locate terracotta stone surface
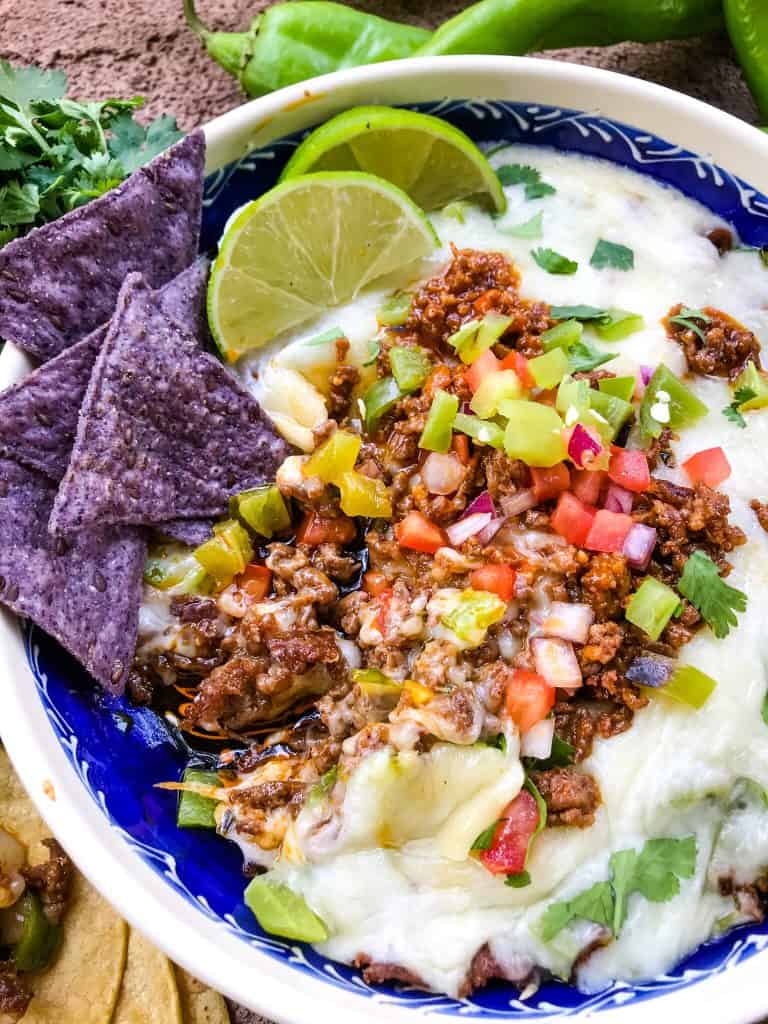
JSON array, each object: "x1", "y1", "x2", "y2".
[{"x1": 0, "y1": 4, "x2": 758, "y2": 1023}]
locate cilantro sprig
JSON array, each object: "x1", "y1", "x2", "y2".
[
  {"x1": 590, "y1": 239, "x2": 634, "y2": 271},
  {"x1": 0, "y1": 60, "x2": 182, "y2": 247},
  {"x1": 722, "y1": 386, "x2": 757, "y2": 429},
  {"x1": 496, "y1": 163, "x2": 556, "y2": 200},
  {"x1": 669, "y1": 306, "x2": 711, "y2": 344},
  {"x1": 540, "y1": 836, "x2": 697, "y2": 942},
  {"x1": 531, "y1": 247, "x2": 578, "y2": 275},
  {"x1": 677, "y1": 551, "x2": 747, "y2": 639}
]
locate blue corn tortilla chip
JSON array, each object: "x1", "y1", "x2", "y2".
[
  {"x1": 0, "y1": 457, "x2": 146, "y2": 693},
  {"x1": 0, "y1": 259, "x2": 211, "y2": 482},
  {"x1": 0, "y1": 131, "x2": 205, "y2": 362},
  {"x1": 154, "y1": 518, "x2": 214, "y2": 546},
  {"x1": 50, "y1": 273, "x2": 291, "y2": 534}
]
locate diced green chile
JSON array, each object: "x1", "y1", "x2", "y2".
[
  {"x1": 640, "y1": 364, "x2": 708, "y2": 439},
  {"x1": 245, "y1": 877, "x2": 330, "y2": 942},
  {"x1": 177, "y1": 768, "x2": 220, "y2": 829},
  {"x1": 419, "y1": 389, "x2": 459, "y2": 452},
  {"x1": 13, "y1": 892, "x2": 61, "y2": 972},
  {"x1": 363, "y1": 375, "x2": 402, "y2": 431},
  {"x1": 232, "y1": 484, "x2": 291, "y2": 538},
  {"x1": 389, "y1": 346, "x2": 430, "y2": 392},
  {"x1": 377, "y1": 291, "x2": 412, "y2": 326}
]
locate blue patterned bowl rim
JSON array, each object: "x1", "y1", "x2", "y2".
[{"x1": 2, "y1": 57, "x2": 768, "y2": 1024}]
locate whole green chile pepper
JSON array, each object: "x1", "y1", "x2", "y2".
[
  {"x1": 184, "y1": 0, "x2": 431, "y2": 98},
  {"x1": 417, "y1": 0, "x2": 724, "y2": 56},
  {"x1": 724, "y1": 0, "x2": 768, "y2": 120}
]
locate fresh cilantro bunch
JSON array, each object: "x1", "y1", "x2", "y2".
[{"x1": 0, "y1": 60, "x2": 183, "y2": 248}]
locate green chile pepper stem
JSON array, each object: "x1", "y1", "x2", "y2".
[
  {"x1": 183, "y1": 0, "x2": 261, "y2": 79},
  {"x1": 725, "y1": 0, "x2": 768, "y2": 120},
  {"x1": 417, "y1": 0, "x2": 724, "y2": 55}
]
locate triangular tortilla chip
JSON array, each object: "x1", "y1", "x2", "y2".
[
  {"x1": 50, "y1": 273, "x2": 290, "y2": 534},
  {"x1": 0, "y1": 131, "x2": 204, "y2": 362},
  {"x1": 0, "y1": 457, "x2": 146, "y2": 692},
  {"x1": 0, "y1": 259, "x2": 210, "y2": 483}
]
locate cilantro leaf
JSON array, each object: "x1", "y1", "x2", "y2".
[
  {"x1": 550, "y1": 304, "x2": 608, "y2": 322},
  {"x1": 669, "y1": 306, "x2": 711, "y2": 344},
  {"x1": 531, "y1": 247, "x2": 578, "y2": 275},
  {"x1": 678, "y1": 550, "x2": 747, "y2": 638},
  {"x1": 525, "y1": 181, "x2": 556, "y2": 200},
  {"x1": 505, "y1": 871, "x2": 531, "y2": 888},
  {"x1": 631, "y1": 836, "x2": 697, "y2": 902},
  {"x1": 539, "y1": 880, "x2": 614, "y2": 942},
  {"x1": 471, "y1": 822, "x2": 498, "y2": 851},
  {"x1": 0, "y1": 180, "x2": 39, "y2": 225},
  {"x1": 496, "y1": 163, "x2": 556, "y2": 200},
  {"x1": 108, "y1": 111, "x2": 183, "y2": 175},
  {"x1": 762, "y1": 691, "x2": 768, "y2": 727},
  {"x1": 590, "y1": 239, "x2": 634, "y2": 271},
  {"x1": 501, "y1": 210, "x2": 543, "y2": 240},
  {"x1": 0, "y1": 60, "x2": 67, "y2": 113},
  {"x1": 722, "y1": 385, "x2": 756, "y2": 428},
  {"x1": 568, "y1": 337, "x2": 615, "y2": 374},
  {"x1": 524, "y1": 734, "x2": 575, "y2": 770},
  {"x1": 608, "y1": 848, "x2": 638, "y2": 934}
]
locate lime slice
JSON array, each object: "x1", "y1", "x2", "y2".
[
  {"x1": 208, "y1": 171, "x2": 439, "y2": 358},
  {"x1": 280, "y1": 106, "x2": 506, "y2": 214}
]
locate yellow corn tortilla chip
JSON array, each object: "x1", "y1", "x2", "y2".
[
  {"x1": 0, "y1": 747, "x2": 128, "y2": 1024},
  {"x1": 173, "y1": 966, "x2": 229, "y2": 1024},
  {"x1": 112, "y1": 929, "x2": 182, "y2": 1024}
]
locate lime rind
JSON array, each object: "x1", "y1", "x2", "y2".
[
  {"x1": 280, "y1": 105, "x2": 506, "y2": 214},
  {"x1": 208, "y1": 171, "x2": 439, "y2": 360}
]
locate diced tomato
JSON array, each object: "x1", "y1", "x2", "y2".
[
  {"x1": 373, "y1": 587, "x2": 394, "y2": 632},
  {"x1": 466, "y1": 349, "x2": 500, "y2": 393},
  {"x1": 239, "y1": 564, "x2": 272, "y2": 600},
  {"x1": 531, "y1": 463, "x2": 571, "y2": 503},
  {"x1": 571, "y1": 468, "x2": 605, "y2": 506},
  {"x1": 479, "y1": 790, "x2": 541, "y2": 876},
  {"x1": 296, "y1": 512, "x2": 357, "y2": 546},
  {"x1": 452, "y1": 432, "x2": 470, "y2": 465},
  {"x1": 470, "y1": 563, "x2": 517, "y2": 602},
  {"x1": 504, "y1": 669, "x2": 555, "y2": 732},
  {"x1": 395, "y1": 511, "x2": 448, "y2": 554},
  {"x1": 363, "y1": 571, "x2": 390, "y2": 597},
  {"x1": 585, "y1": 508, "x2": 633, "y2": 553},
  {"x1": 499, "y1": 350, "x2": 535, "y2": 389},
  {"x1": 551, "y1": 492, "x2": 596, "y2": 547},
  {"x1": 474, "y1": 289, "x2": 502, "y2": 315},
  {"x1": 682, "y1": 446, "x2": 731, "y2": 488},
  {"x1": 607, "y1": 447, "x2": 650, "y2": 494}
]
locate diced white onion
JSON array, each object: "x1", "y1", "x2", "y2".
[
  {"x1": 531, "y1": 637, "x2": 582, "y2": 688},
  {"x1": 520, "y1": 718, "x2": 555, "y2": 759},
  {"x1": 500, "y1": 489, "x2": 536, "y2": 517},
  {"x1": 422, "y1": 452, "x2": 464, "y2": 495},
  {"x1": 445, "y1": 512, "x2": 492, "y2": 546},
  {"x1": 538, "y1": 602, "x2": 595, "y2": 644}
]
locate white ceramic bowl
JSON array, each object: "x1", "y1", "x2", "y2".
[{"x1": 2, "y1": 56, "x2": 768, "y2": 1024}]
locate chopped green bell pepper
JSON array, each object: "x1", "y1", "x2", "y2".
[
  {"x1": 143, "y1": 546, "x2": 212, "y2": 594},
  {"x1": 389, "y1": 346, "x2": 430, "y2": 393},
  {"x1": 448, "y1": 312, "x2": 513, "y2": 365},
  {"x1": 454, "y1": 412, "x2": 505, "y2": 449},
  {"x1": 352, "y1": 667, "x2": 403, "y2": 700},
  {"x1": 639, "y1": 364, "x2": 708, "y2": 439},
  {"x1": 732, "y1": 361, "x2": 768, "y2": 410},
  {"x1": 625, "y1": 577, "x2": 680, "y2": 640},
  {"x1": 470, "y1": 369, "x2": 523, "y2": 418},
  {"x1": 501, "y1": 400, "x2": 567, "y2": 467},
  {"x1": 528, "y1": 347, "x2": 570, "y2": 389},
  {"x1": 588, "y1": 389, "x2": 634, "y2": 440},
  {"x1": 377, "y1": 290, "x2": 411, "y2": 326},
  {"x1": 338, "y1": 470, "x2": 392, "y2": 518},
  {"x1": 541, "y1": 319, "x2": 583, "y2": 352},
  {"x1": 598, "y1": 375, "x2": 636, "y2": 403},
  {"x1": 194, "y1": 519, "x2": 254, "y2": 584},
  {"x1": 177, "y1": 768, "x2": 220, "y2": 829},
  {"x1": 419, "y1": 389, "x2": 459, "y2": 452},
  {"x1": 232, "y1": 484, "x2": 291, "y2": 538},
  {"x1": 648, "y1": 665, "x2": 717, "y2": 709},
  {"x1": 13, "y1": 892, "x2": 61, "y2": 972},
  {"x1": 442, "y1": 588, "x2": 507, "y2": 646},
  {"x1": 303, "y1": 430, "x2": 361, "y2": 483},
  {"x1": 593, "y1": 308, "x2": 644, "y2": 341},
  {"x1": 556, "y1": 375, "x2": 591, "y2": 418},
  {"x1": 244, "y1": 877, "x2": 329, "y2": 943},
  {"x1": 363, "y1": 375, "x2": 402, "y2": 432}
]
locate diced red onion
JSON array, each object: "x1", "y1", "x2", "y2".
[
  {"x1": 604, "y1": 483, "x2": 634, "y2": 514},
  {"x1": 422, "y1": 452, "x2": 464, "y2": 495},
  {"x1": 530, "y1": 637, "x2": 582, "y2": 688},
  {"x1": 538, "y1": 601, "x2": 595, "y2": 644},
  {"x1": 461, "y1": 401, "x2": 474, "y2": 415},
  {"x1": 500, "y1": 488, "x2": 537, "y2": 517},
  {"x1": 446, "y1": 512, "x2": 492, "y2": 546},
  {"x1": 463, "y1": 490, "x2": 496, "y2": 518},
  {"x1": 622, "y1": 523, "x2": 657, "y2": 570},
  {"x1": 477, "y1": 516, "x2": 505, "y2": 545},
  {"x1": 567, "y1": 423, "x2": 603, "y2": 469},
  {"x1": 626, "y1": 653, "x2": 674, "y2": 688},
  {"x1": 640, "y1": 365, "x2": 654, "y2": 386},
  {"x1": 520, "y1": 718, "x2": 555, "y2": 759}
]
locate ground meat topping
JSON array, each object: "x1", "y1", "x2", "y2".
[
  {"x1": 0, "y1": 963, "x2": 30, "y2": 1022},
  {"x1": 530, "y1": 767, "x2": 602, "y2": 828},
  {"x1": 750, "y1": 499, "x2": 768, "y2": 534},
  {"x1": 21, "y1": 838, "x2": 73, "y2": 924},
  {"x1": 353, "y1": 955, "x2": 425, "y2": 989},
  {"x1": 554, "y1": 701, "x2": 634, "y2": 762},
  {"x1": 665, "y1": 302, "x2": 761, "y2": 380},
  {"x1": 327, "y1": 363, "x2": 360, "y2": 421},
  {"x1": 579, "y1": 553, "x2": 632, "y2": 621},
  {"x1": 459, "y1": 943, "x2": 534, "y2": 997}
]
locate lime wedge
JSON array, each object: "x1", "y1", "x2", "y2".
[
  {"x1": 208, "y1": 171, "x2": 439, "y2": 358},
  {"x1": 280, "y1": 106, "x2": 506, "y2": 214}
]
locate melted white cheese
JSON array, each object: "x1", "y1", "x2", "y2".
[{"x1": 238, "y1": 146, "x2": 768, "y2": 996}]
